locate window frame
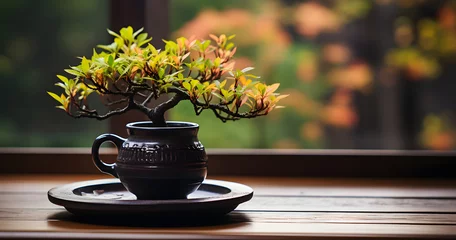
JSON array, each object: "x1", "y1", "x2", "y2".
[
  {"x1": 1, "y1": 148, "x2": 455, "y2": 177},
  {"x1": 4, "y1": 1, "x2": 455, "y2": 178}
]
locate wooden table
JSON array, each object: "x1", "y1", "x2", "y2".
[{"x1": 1, "y1": 175, "x2": 456, "y2": 239}]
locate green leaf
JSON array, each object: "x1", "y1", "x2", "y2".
[
  {"x1": 190, "y1": 79, "x2": 199, "y2": 89},
  {"x1": 133, "y1": 27, "x2": 144, "y2": 38},
  {"x1": 64, "y1": 69, "x2": 83, "y2": 77},
  {"x1": 158, "y1": 68, "x2": 165, "y2": 79},
  {"x1": 136, "y1": 33, "x2": 148, "y2": 43},
  {"x1": 169, "y1": 69, "x2": 184, "y2": 77},
  {"x1": 226, "y1": 42, "x2": 234, "y2": 50},
  {"x1": 196, "y1": 83, "x2": 204, "y2": 92},
  {"x1": 182, "y1": 82, "x2": 191, "y2": 91},
  {"x1": 219, "y1": 79, "x2": 227, "y2": 88},
  {"x1": 56, "y1": 75, "x2": 68, "y2": 84},
  {"x1": 161, "y1": 83, "x2": 172, "y2": 92},
  {"x1": 164, "y1": 40, "x2": 178, "y2": 52},
  {"x1": 214, "y1": 57, "x2": 221, "y2": 67},
  {"x1": 107, "y1": 55, "x2": 114, "y2": 67},
  {"x1": 148, "y1": 43, "x2": 158, "y2": 55},
  {"x1": 120, "y1": 63, "x2": 132, "y2": 76},
  {"x1": 257, "y1": 83, "x2": 266, "y2": 95},
  {"x1": 137, "y1": 38, "x2": 152, "y2": 48},
  {"x1": 68, "y1": 79, "x2": 75, "y2": 90},
  {"x1": 114, "y1": 38, "x2": 124, "y2": 50},
  {"x1": 81, "y1": 57, "x2": 90, "y2": 73},
  {"x1": 107, "y1": 29, "x2": 122, "y2": 38},
  {"x1": 202, "y1": 40, "x2": 211, "y2": 50},
  {"x1": 212, "y1": 92, "x2": 224, "y2": 100},
  {"x1": 55, "y1": 82, "x2": 67, "y2": 90},
  {"x1": 221, "y1": 89, "x2": 228, "y2": 97},
  {"x1": 97, "y1": 43, "x2": 115, "y2": 52},
  {"x1": 245, "y1": 74, "x2": 261, "y2": 79},
  {"x1": 47, "y1": 92, "x2": 64, "y2": 105},
  {"x1": 92, "y1": 48, "x2": 99, "y2": 58},
  {"x1": 120, "y1": 26, "x2": 134, "y2": 41}
]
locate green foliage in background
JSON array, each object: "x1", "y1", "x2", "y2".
[{"x1": 0, "y1": 0, "x2": 109, "y2": 147}]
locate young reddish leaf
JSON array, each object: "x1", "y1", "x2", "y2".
[
  {"x1": 265, "y1": 83, "x2": 280, "y2": 96},
  {"x1": 222, "y1": 61, "x2": 235, "y2": 72},
  {"x1": 239, "y1": 95, "x2": 249, "y2": 107},
  {"x1": 274, "y1": 94, "x2": 289, "y2": 101},
  {"x1": 209, "y1": 34, "x2": 219, "y2": 42}
]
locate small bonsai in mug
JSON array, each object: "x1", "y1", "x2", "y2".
[
  {"x1": 47, "y1": 26, "x2": 287, "y2": 199},
  {"x1": 48, "y1": 26, "x2": 287, "y2": 127}
]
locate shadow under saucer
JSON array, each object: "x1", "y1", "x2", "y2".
[{"x1": 47, "y1": 210, "x2": 251, "y2": 228}]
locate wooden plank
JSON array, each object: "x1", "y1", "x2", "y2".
[
  {"x1": 1, "y1": 175, "x2": 456, "y2": 198},
  {"x1": 0, "y1": 220, "x2": 455, "y2": 239},
  {"x1": 1, "y1": 175, "x2": 456, "y2": 239},
  {"x1": 238, "y1": 196, "x2": 456, "y2": 213},
  {"x1": 231, "y1": 212, "x2": 456, "y2": 225},
  {"x1": 1, "y1": 193, "x2": 456, "y2": 213},
  {"x1": 1, "y1": 209, "x2": 456, "y2": 225}
]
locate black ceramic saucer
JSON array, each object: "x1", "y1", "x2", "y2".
[{"x1": 48, "y1": 179, "x2": 253, "y2": 217}]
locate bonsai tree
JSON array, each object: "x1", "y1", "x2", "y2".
[{"x1": 48, "y1": 26, "x2": 287, "y2": 127}]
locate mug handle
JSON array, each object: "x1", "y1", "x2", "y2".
[{"x1": 91, "y1": 133, "x2": 125, "y2": 178}]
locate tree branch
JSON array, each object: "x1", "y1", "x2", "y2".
[
  {"x1": 192, "y1": 99, "x2": 268, "y2": 121},
  {"x1": 142, "y1": 92, "x2": 155, "y2": 105},
  {"x1": 68, "y1": 104, "x2": 132, "y2": 120},
  {"x1": 102, "y1": 96, "x2": 129, "y2": 107},
  {"x1": 147, "y1": 90, "x2": 190, "y2": 126}
]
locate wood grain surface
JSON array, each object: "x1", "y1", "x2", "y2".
[{"x1": 0, "y1": 175, "x2": 456, "y2": 239}]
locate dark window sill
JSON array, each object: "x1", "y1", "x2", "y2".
[{"x1": 1, "y1": 148, "x2": 455, "y2": 178}]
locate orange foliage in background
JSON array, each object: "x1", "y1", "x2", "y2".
[
  {"x1": 294, "y1": 2, "x2": 341, "y2": 38},
  {"x1": 172, "y1": 0, "x2": 455, "y2": 150}
]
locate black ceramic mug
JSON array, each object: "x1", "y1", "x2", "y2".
[{"x1": 91, "y1": 121, "x2": 208, "y2": 200}]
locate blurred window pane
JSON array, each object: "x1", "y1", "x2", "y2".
[
  {"x1": 0, "y1": 0, "x2": 109, "y2": 147},
  {"x1": 2, "y1": 0, "x2": 455, "y2": 151},
  {"x1": 169, "y1": 0, "x2": 456, "y2": 150}
]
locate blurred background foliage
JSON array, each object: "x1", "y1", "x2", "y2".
[
  {"x1": 0, "y1": 0, "x2": 454, "y2": 150},
  {"x1": 0, "y1": 0, "x2": 109, "y2": 147},
  {"x1": 170, "y1": 0, "x2": 456, "y2": 150}
]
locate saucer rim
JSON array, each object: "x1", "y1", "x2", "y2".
[{"x1": 47, "y1": 178, "x2": 253, "y2": 215}]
